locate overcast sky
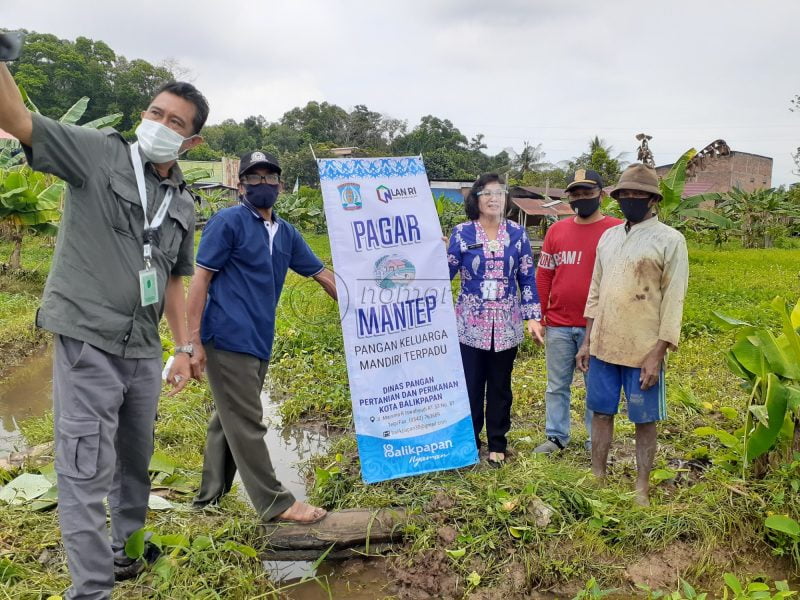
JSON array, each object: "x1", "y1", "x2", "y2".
[{"x1": 6, "y1": 0, "x2": 799, "y2": 185}]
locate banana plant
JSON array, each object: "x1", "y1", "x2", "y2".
[
  {"x1": 658, "y1": 148, "x2": 733, "y2": 230},
  {"x1": 0, "y1": 85, "x2": 123, "y2": 168},
  {"x1": 0, "y1": 167, "x2": 63, "y2": 268},
  {"x1": 712, "y1": 297, "x2": 800, "y2": 474},
  {"x1": 0, "y1": 86, "x2": 124, "y2": 267}
]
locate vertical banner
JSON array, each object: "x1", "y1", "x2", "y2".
[{"x1": 318, "y1": 157, "x2": 478, "y2": 483}]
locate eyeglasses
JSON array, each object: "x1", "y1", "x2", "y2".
[
  {"x1": 242, "y1": 173, "x2": 280, "y2": 185},
  {"x1": 478, "y1": 189, "x2": 506, "y2": 198}
]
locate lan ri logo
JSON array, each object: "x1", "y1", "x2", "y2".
[
  {"x1": 338, "y1": 182, "x2": 362, "y2": 211},
  {"x1": 376, "y1": 185, "x2": 392, "y2": 203}
]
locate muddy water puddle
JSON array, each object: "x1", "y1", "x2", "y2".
[
  {"x1": 0, "y1": 353, "x2": 391, "y2": 597},
  {"x1": 0, "y1": 349, "x2": 52, "y2": 455},
  {"x1": 249, "y1": 389, "x2": 332, "y2": 583},
  {"x1": 279, "y1": 559, "x2": 390, "y2": 599}
]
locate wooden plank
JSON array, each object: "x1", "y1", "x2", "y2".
[
  {"x1": 260, "y1": 508, "x2": 407, "y2": 551},
  {"x1": 261, "y1": 543, "x2": 395, "y2": 561}
]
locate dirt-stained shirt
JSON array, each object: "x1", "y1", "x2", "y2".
[
  {"x1": 22, "y1": 113, "x2": 196, "y2": 359},
  {"x1": 584, "y1": 217, "x2": 688, "y2": 368}
]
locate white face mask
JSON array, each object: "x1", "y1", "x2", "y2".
[{"x1": 135, "y1": 119, "x2": 189, "y2": 163}]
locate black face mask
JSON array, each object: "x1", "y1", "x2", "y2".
[
  {"x1": 569, "y1": 196, "x2": 601, "y2": 218},
  {"x1": 618, "y1": 197, "x2": 653, "y2": 223},
  {"x1": 245, "y1": 183, "x2": 279, "y2": 209}
]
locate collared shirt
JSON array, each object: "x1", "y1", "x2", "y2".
[
  {"x1": 447, "y1": 220, "x2": 541, "y2": 352},
  {"x1": 584, "y1": 217, "x2": 689, "y2": 368},
  {"x1": 196, "y1": 203, "x2": 324, "y2": 361},
  {"x1": 22, "y1": 113, "x2": 195, "y2": 359}
]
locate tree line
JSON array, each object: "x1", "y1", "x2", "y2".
[{"x1": 8, "y1": 31, "x2": 626, "y2": 188}]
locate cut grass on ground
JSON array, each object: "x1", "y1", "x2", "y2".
[{"x1": 1, "y1": 236, "x2": 799, "y2": 597}]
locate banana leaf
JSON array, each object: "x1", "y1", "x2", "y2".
[
  {"x1": 182, "y1": 167, "x2": 212, "y2": 185},
  {"x1": 712, "y1": 311, "x2": 752, "y2": 330},
  {"x1": 14, "y1": 209, "x2": 61, "y2": 226},
  {"x1": 791, "y1": 298, "x2": 800, "y2": 330},
  {"x1": 17, "y1": 85, "x2": 40, "y2": 113},
  {"x1": 659, "y1": 148, "x2": 697, "y2": 216},
  {"x1": 772, "y1": 297, "x2": 800, "y2": 361},
  {"x1": 725, "y1": 351, "x2": 752, "y2": 381},
  {"x1": 81, "y1": 112, "x2": 123, "y2": 130},
  {"x1": 37, "y1": 181, "x2": 65, "y2": 209},
  {"x1": 746, "y1": 374, "x2": 788, "y2": 462},
  {"x1": 753, "y1": 329, "x2": 800, "y2": 380},
  {"x1": 59, "y1": 97, "x2": 90, "y2": 126},
  {"x1": 730, "y1": 328, "x2": 764, "y2": 377},
  {"x1": 3, "y1": 170, "x2": 27, "y2": 193},
  {"x1": 786, "y1": 385, "x2": 800, "y2": 414},
  {"x1": 0, "y1": 186, "x2": 29, "y2": 204},
  {"x1": 680, "y1": 208, "x2": 735, "y2": 229}
]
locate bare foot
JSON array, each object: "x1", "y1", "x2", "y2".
[
  {"x1": 634, "y1": 484, "x2": 650, "y2": 507},
  {"x1": 275, "y1": 501, "x2": 327, "y2": 524},
  {"x1": 590, "y1": 471, "x2": 607, "y2": 488}
]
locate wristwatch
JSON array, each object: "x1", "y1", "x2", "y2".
[{"x1": 175, "y1": 343, "x2": 194, "y2": 357}]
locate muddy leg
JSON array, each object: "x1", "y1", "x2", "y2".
[
  {"x1": 634, "y1": 422, "x2": 657, "y2": 506},
  {"x1": 591, "y1": 412, "x2": 614, "y2": 482}
]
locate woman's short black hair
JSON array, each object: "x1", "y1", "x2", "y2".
[{"x1": 465, "y1": 173, "x2": 505, "y2": 221}]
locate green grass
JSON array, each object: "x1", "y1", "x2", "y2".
[
  {"x1": 0, "y1": 235, "x2": 52, "y2": 377},
  {"x1": 2, "y1": 230, "x2": 800, "y2": 597},
  {"x1": 272, "y1": 243, "x2": 800, "y2": 596},
  {"x1": 2, "y1": 382, "x2": 303, "y2": 599}
]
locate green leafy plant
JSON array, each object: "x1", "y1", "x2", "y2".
[
  {"x1": 0, "y1": 167, "x2": 63, "y2": 269},
  {"x1": 0, "y1": 86, "x2": 123, "y2": 268},
  {"x1": 434, "y1": 193, "x2": 463, "y2": 236},
  {"x1": 278, "y1": 188, "x2": 325, "y2": 233},
  {"x1": 712, "y1": 297, "x2": 800, "y2": 474},
  {"x1": 658, "y1": 149, "x2": 733, "y2": 231},
  {"x1": 717, "y1": 188, "x2": 800, "y2": 249},
  {"x1": 721, "y1": 573, "x2": 796, "y2": 599},
  {"x1": 764, "y1": 514, "x2": 800, "y2": 563}
]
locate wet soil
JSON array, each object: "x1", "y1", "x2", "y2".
[{"x1": 0, "y1": 348, "x2": 51, "y2": 455}]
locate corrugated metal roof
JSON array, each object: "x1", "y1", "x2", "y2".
[
  {"x1": 509, "y1": 185, "x2": 566, "y2": 199},
  {"x1": 511, "y1": 197, "x2": 574, "y2": 217}
]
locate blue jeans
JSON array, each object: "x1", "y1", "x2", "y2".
[{"x1": 544, "y1": 326, "x2": 592, "y2": 447}]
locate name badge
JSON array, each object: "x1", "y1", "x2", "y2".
[
  {"x1": 481, "y1": 279, "x2": 499, "y2": 301},
  {"x1": 139, "y1": 268, "x2": 159, "y2": 306}
]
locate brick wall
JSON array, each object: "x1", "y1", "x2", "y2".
[{"x1": 656, "y1": 151, "x2": 772, "y2": 193}]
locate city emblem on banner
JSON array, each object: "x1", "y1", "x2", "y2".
[{"x1": 338, "y1": 182, "x2": 362, "y2": 210}]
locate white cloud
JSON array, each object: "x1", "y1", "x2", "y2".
[{"x1": 4, "y1": 0, "x2": 799, "y2": 184}]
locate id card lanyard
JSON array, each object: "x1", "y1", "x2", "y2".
[{"x1": 130, "y1": 142, "x2": 174, "y2": 306}]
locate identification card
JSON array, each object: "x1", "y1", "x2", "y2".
[{"x1": 139, "y1": 268, "x2": 159, "y2": 306}]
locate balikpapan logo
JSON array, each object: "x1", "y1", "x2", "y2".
[
  {"x1": 376, "y1": 184, "x2": 417, "y2": 203},
  {"x1": 338, "y1": 182, "x2": 362, "y2": 210},
  {"x1": 374, "y1": 254, "x2": 416, "y2": 289}
]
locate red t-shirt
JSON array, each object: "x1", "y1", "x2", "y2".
[{"x1": 536, "y1": 215, "x2": 623, "y2": 327}]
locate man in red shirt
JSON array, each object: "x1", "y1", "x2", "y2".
[{"x1": 533, "y1": 169, "x2": 622, "y2": 453}]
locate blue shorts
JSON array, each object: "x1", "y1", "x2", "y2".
[{"x1": 586, "y1": 356, "x2": 666, "y2": 423}]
